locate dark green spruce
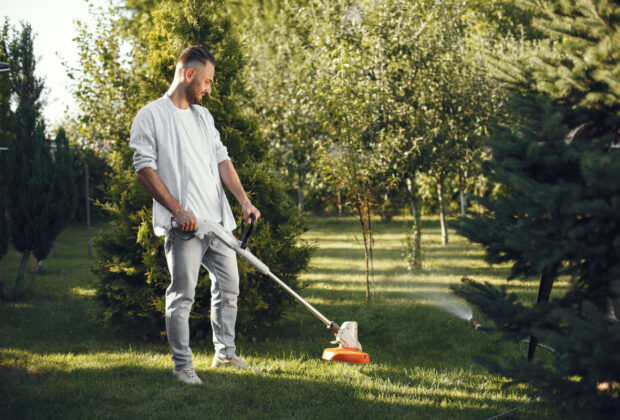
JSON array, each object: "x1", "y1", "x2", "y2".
[
  {"x1": 4, "y1": 23, "x2": 77, "y2": 301},
  {"x1": 453, "y1": 0, "x2": 620, "y2": 416}
]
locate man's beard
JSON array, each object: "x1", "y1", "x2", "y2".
[{"x1": 186, "y1": 82, "x2": 203, "y2": 105}]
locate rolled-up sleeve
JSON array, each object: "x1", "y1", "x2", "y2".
[
  {"x1": 130, "y1": 109, "x2": 158, "y2": 173},
  {"x1": 213, "y1": 125, "x2": 230, "y2": 164},
  {"x1": 203, "y1": 109, "x2": 230, "y2": 164}
]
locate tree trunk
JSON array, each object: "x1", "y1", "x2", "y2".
[
  {"x1": 459, "y1": 173, "x2": 467, "y2": 217},
  {"x1": 356, "y1": 204, "x2": 370, "y2": 302},
  {"x1": 337, "y1": 190, "x2": 343, "y2": 218},
  {"x1": 406, "y1": 176, "x2": 422, "y2": 269},
  {"x1": 437, "y1": 175, "x2": 449, "y2": 245},
  {"x1": 29, "y1": 253, "x2": 39, "y2": 272},
  {"x1": 14, "y1": 251, "x2": 30, "y2": 300},
  {"x1": 85, "y1": 159, "x2": 92, "y2": 257},
  {"x1": 477, "y1": 175, "x2": 486, "y2": 215},
  {"x1": 0, "y1": 270, "x2": 7, "y2": 301},
  {"x1": 297, "y1": 174, "x2": 304, "y2": 216},
  {"x1": 406, "y1": 177, "x2": 416, "y2": 219},
  {"x1": 365, "y1": 187, "x2": 375, "y2": 299},
  {"x1": 528, "y1": 265, "x2": 558, "y2": 361}
]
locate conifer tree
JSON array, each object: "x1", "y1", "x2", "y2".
[
  {"x1": 0, "y1": 20, "x2": 11, "y2": 151},
  {"x1": 5, "y1": 23, "x2": 77, "y2": 300},
  {"x1": 6, "y1": 22, "x2": 48, "y2": 299},
  {"x1": 0, "y1": 20, "x2": 10, "y2": 300},
  {"x1": 454, "y1": 0, "x2": 620, "y2": 415}
]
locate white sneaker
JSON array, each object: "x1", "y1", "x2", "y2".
[
  {"x1": 211, "y1": 354, "x2": 248, "y2": 370},
  {"x1": 172, "y1": 367, "x2": 203, "y2": 385}
]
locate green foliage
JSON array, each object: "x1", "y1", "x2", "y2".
[
  {"x1": 6, "y1": 122, "x2": 74, "y2": 262},
  {"x1": 69, "y1": 1, "x2": 138, "y2": 151},
  {"x1": 70, "y1": 147, "x2": 111, "y2": 221},
  {"x1": 52, "y1": 128, "x2": 79, "y2": 230},
  {"x1": 240, "y1": 2, "x2": 319, "y2": 214},
  {"x1": 90, "y1": 0, "x2": 313, "y2": 339},
  {"x1": 453, "y1": 279, "x2": 620, "y2": 416},
  {"x1": 516, "y1": 0, "x2": 620, "y2": 117},
  {"x1": 459, "y1": 99, "x2": 571, "y2": 280},
  {"x1": 455, "y1": 0, "x2": 620, "y2": 415}
]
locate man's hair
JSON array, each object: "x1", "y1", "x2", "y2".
[{"x1": 177, "y1": 45, "x2": 216, "y2": 68}]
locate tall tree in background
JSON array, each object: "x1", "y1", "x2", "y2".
[
  {"x1": 5, "y1": 23, "x2": 77, "y2": 300},
  {"x1": 240, "y1": 3, "x2": 318, "y2": 215},
  {"x1": 0, "y1": 21, "x2": 11, "y2": 300},
  {"x1": 6, "y1": 22, "x2": 48, "y2": 299},
  {"x1": 0, "y1": 20, "x2": 11, "y2": 151},
  {"x1": 52, "y1": 127, "x2": 78, "y2": 229},
  {"x1": 454, "y1": 0, "x2": 620, "y2": 415},
  {"x1": 69, "y1": 1, "x2": 138, "y2": 151}
]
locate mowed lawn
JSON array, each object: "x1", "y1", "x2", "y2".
[{"x1": 0, "y1": 216, "x2": 566, "y2": 419}]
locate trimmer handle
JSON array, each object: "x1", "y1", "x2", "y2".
[{"x1": 240, "y1": 213, "x2": 257, "y2": 250}]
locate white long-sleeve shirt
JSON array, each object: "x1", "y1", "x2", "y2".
[{"x1": 130, "y1": 94, "x2": 236, "y2": 236}]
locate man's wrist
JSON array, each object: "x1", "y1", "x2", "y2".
[{"x1": 171, "y1": 204, "x2": 185, "y2": 218}]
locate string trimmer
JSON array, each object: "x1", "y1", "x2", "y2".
[{"x1": 172, "y1": 215, "x2": 370, "y2": 364}]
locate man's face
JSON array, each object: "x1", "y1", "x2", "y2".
[{"x1": 185, "y1": 61, "x2": 215, "y2": 105}]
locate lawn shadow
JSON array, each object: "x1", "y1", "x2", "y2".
[{"x1": 0, "y1": 362, "x2": 543, "y2": 420}]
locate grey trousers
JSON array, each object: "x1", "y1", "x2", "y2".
[{"x1": 164, "y1": 230, "x2": 240, "y2": 369}]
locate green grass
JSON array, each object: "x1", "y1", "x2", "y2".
[{"x1": 0, "y1": 217, "x2": 566, "y2": 419}]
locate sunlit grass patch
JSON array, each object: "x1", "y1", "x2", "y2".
[{"x1": 70, "y1": 287, "x2": 97, "y2": 297}]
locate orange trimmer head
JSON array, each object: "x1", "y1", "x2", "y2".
[{"x1": 322, "y1": 347, "x2": 370, "y2": 364}]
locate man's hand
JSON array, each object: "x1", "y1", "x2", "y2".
[
  {"x1": 173, "y1": 208, "x2": 198, "y2": 232},
  {"x1": 241, "y1": 201, "x2": 260, "y2": 224}
]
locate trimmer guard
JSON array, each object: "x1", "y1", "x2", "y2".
[{"x1": 332, "y1": 321, "x2": 363, "y2": 351}]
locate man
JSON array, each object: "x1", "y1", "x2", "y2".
[{"x1": 130, "y1": 45, "x2": 260, "y2": 385}]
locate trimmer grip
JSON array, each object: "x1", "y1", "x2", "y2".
[
  {"x1": 240, "y1": 213, "x2": 256, "y2": 250},
  {"x1": 328, "y1": 321, "x2": 340, "y2": 335}
]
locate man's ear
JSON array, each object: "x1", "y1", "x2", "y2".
[{"x1": 184, "y1": 67, "x2": 195, "y2": 83}]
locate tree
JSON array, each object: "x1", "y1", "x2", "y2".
[
  {"x1": 0, "y1": 20, "x2": 11, "y2": 151},
  {"x1": 240, "y1": 2, "x2": 319, "y2": 215},
  {"x1": 454, "y1": 0, "x2": 620, "y2": 415},
  {"x1": 295, "y1": 0, "x2": 396, "y2": 301},
  {"x1": 52, "y1": 127, "x2": 79, "y2": 228},
  {"x1": 356, "y1": 0, "x2": 500, "y2": 265},
  {"x1": 6, "y1": 22, "x2": 49, "y2": 299},
  {"x1": 68, "y1": 1, "x2": 138, "y2": 152},
  {"x1": 88, "y1": 0, "x2": 313, "y2": 338},
  {"x1": 4, "y1": 23, "x2": 77, "y2": 300},
  {"x1": 0, "y1": 20, "x2": 11, "y2": 300}
]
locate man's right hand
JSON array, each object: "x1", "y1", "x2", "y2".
[{"x1": 173, "y1": 208, "x2": 198, "y2": 232}]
